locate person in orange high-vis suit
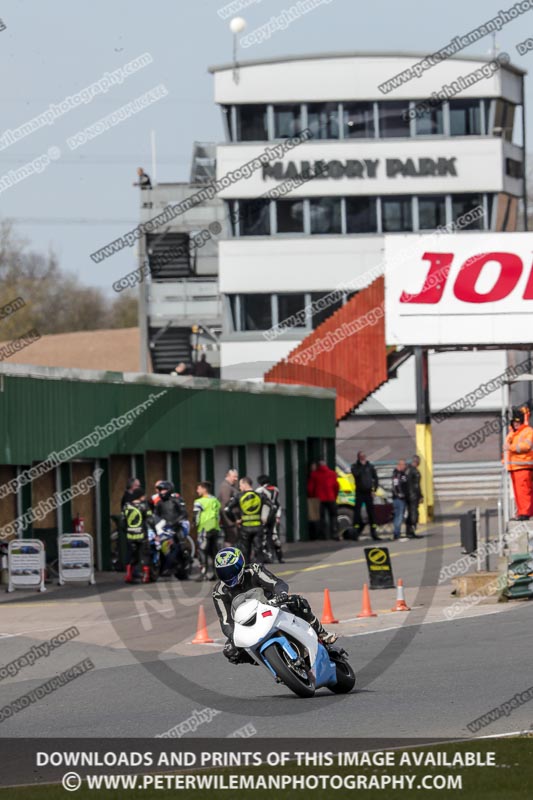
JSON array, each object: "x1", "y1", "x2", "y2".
[{"x1": 504, "y1": 407, "x2": 533, "y2": 520}]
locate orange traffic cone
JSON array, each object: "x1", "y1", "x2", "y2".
[
  {"x1": 321, "y1": 588, "x2": 339, "y2": 624},
  {"x1": 192, "y1": 605, "x2": 214, "y2": 644},
  {"x1": 357, "y1": 583, "x2": 377, "y2": 618},
  {"x1": 391, "y1": 579, "x2": 410, "y2": 612}
]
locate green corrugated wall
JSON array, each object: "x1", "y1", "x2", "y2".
[
  {"x1": 0, "y1": 375, "x2": 335, "y2": 464},
  {"x1": 0, "y1": 372, "x2": 336, "y2": 560}
]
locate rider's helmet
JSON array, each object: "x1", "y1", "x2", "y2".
[
  {"x1": 151, "y1": 479, "x2": 165, "y2": 506},
  {"x1": 157, "y1": 480, "x2": 174, "y2": 500},
  {"x1": 214, "y1": 547, "x2": 245, "y2": 588}
]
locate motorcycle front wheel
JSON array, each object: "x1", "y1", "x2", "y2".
[
  {"x1": 328, "y1": 656, "x2": 356, "y2": 694},
  {"x1": 262, "y1": 644, "x2": 315, "y2": 698}
]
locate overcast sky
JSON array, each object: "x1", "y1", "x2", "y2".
[{"x1": 0, "y1": 0, "x2": 530, "y2": 291}]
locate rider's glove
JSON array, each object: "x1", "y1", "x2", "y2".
[
  {"x1": 271, "y1": 591, "x2": 289, "y2": 606},
  {"x1": 223, "y1": 641, "x2": 240, "y2": 663}
]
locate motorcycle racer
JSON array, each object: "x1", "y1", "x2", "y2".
[
  {"x1": 122, "y1": 488, "x2": 155, "y2": 584},
  {"x1": 153, "y1": 480, "x2": 188, "y2": 527},
  {"x1": 153, "y1": 480, "x2": 191, "y2": 579},
  {"x1": 212, "y1": 547, "x2": 337, "y2": 664}
]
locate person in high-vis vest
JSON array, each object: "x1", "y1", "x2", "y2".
[
  {"x1": 194, "y1": 481, "x2": 223, "y2": 581},
  {"x1": 504, "y1": 406, "x2": 533, "y2": 520},
  {"x1": 224, "y1": 477, "x2": 274, "y2": 564},
  {"x1": 122, "y1": 488, "x2": 154, "y2": 583}
]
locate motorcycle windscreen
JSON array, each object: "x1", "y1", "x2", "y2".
[{"x1": 231, "y1": 588, "x2": 268, "y2": 616}]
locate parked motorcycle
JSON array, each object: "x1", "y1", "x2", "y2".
[
  {"x1": 149, "y1": 521, "x2": 195, "y2": 581},
  {"x1": 231, "y1": 589, "x2": 356, "y2": 698}
]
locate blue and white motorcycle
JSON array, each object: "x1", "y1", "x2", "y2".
[
  {"x1": 231, "y1": 589, "x2": 356, "y2": 698},
  {"x1": 149, "y1": 520, "x2": 196, "y2": 581}
]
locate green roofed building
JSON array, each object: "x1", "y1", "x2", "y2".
[{"x1": 0, "y1": 364, "x2": 335, "y2": 568}]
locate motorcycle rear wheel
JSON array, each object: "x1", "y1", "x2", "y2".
[{"x1": 262, "y1": 644, "x2": 315, "y2": 698}]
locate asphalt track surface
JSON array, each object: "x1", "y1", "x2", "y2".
[{"x1": 0, "y1": 515, "x2": 532, "y2": 741}]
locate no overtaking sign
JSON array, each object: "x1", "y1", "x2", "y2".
[{"x1": 364, "y1": 546, "x2": 395, "y2": 589}]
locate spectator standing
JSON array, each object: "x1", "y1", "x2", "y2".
[
  {"x1": 351, "y1": 451, "x2": 380, "y2": 541},
  {"x1": 114, "y1": 477, "x2": 141, "y2": 571},
  {"x1": 153, "y1": 481, "x2": 188, "y2": 532},
  {"x1": 194, "y1": 481, "x2": 223, "y2": 580},
  {"x1": 306, "y1": 462, "x2": 320, "y2": 539},
  {"x1": 224, "y1": 477, "x2": 273, "y2": 563},
  {"x1": 391, "y1": 459, "x2": 407, "y2": 540},
  {"x1": 149, "y1": 479, "x2": 165, "y2": 510},
  {"x1": 133, "y1": 167, "x2": 152, "y2": 189},
  {"x1": 121, "y1": 477, "x2": 141, "y2": 510},
  {"x1": 504, "y1": 407, "x2": 533, "y2": 520},
  {"x1": 307, "y1": 460, "x2": 339, "y2": 540},
  {"x1": 405, "y1": 456, "x2": 423, "y2": 538},
  {"x1": 256, "y1": 474, "x2": 284, "y2": 563},
  {"x1": 122, "y1": 488, "x2": 154, "y2": 584},
  {"x1": 171, "y1": 362, "x2": 193, "y2": 376},
  {"x1": 218, "y1": 468, "x2": 239, "y2": 544},
  {"x1": 193, "y1": 354, "x2": 215, "y2": 377}
]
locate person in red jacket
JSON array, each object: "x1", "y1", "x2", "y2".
[
  {"x1": 504, "y1": 407, "x2": 533, "y2": 520},
  {"x1": 307, "y1": 460, "x2": 339, "y2": 539}
]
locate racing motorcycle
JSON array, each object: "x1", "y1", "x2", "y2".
[
  {"x1": 149, "y1": 520, "x2": 195, "y2": 581},
  {"x1": 231, "y1": 588, "x2": 356, "y2": 698}
]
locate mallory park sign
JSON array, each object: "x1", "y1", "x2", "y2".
[{"x1": 262, "y1": 157, "x2": 458, "y2": 180}]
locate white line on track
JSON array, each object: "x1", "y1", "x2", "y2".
[
  {"x1": 475, "y1": 729, "x2": 533, "y2": 738},
  {"x1": 343, "y1": 603, "x2": 529, "y2": 637},
  {"x1": 0, "y1": 607, "x2": 176, "y2": 639}
]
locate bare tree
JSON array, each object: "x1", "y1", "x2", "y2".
[
  {"x1": 107, "y1": 293, "x2": 138, "y2": 328},
  {"x1": 0, "y1": 220, "x2": 138, "y2": 338}
]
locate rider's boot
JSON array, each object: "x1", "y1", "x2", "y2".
[
  {"x1": 142, "y1": 566, "x2": 151, "y2": 584},
  {"x1": 313, "y1": 616, "x2": 338, "y2": 645},
  {"x1": 124, "y1": 564, "x2": 134, "y2": 583},
  {"x1": 275, "y1": 545, "x2": 284, "y2": 564}
]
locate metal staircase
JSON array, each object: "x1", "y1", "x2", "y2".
[
  {"x1": 149, "y1": 326, "x2": 192, "y2": 373},
  {"x1": 146, "y1": 232, "x2": 191, "y2": 280}
]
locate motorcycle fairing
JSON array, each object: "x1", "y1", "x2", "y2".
[
  {"x1": 313, "y1": 642, "x2": 337, "y2": 687},
  {"x1": 259, "y1": 634, "x2": 299, "y2": 676}
]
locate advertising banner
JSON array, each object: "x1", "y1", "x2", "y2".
[
  {"x1": 58, "y1": 534, "x2": 95, "y2": 586},
  {"x1": 7, "y1": 539, "x2": 46, "y2": 593},
  {"x1": 385, "y1": 233, "x2": 533, "y2": 346}
]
